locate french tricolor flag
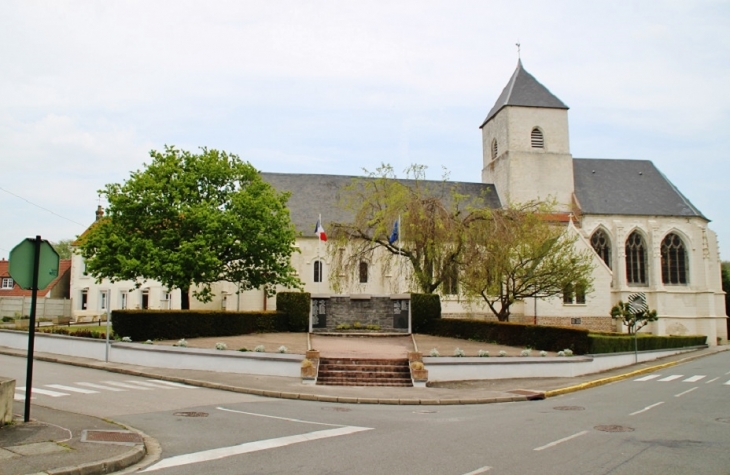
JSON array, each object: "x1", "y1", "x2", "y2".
[{"x1": 314, "y1": 217, "x2": 327, "y2": 242}]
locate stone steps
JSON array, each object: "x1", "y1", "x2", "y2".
[{"x1": 316, "y1": 357, "x2": 413, "y2": 387}]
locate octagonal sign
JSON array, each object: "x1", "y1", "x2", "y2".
[{"x1": 9, "y1": 238, "x2": 60, "y2": 290}]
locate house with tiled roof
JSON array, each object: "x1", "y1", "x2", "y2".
[
  {"x1": 0, "y1": 258, "x2": 71, "y2": 319},
  {"x1": 69, "y1": 60, "x2": 727, "y2": 344}
]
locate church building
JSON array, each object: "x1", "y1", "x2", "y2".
[{"x1": 69, "y1": 61, "x2": 728, "y2": 345}]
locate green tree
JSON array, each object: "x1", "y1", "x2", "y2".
[
  {"x1": 329, "y1": 164, "x2": 489, "y2": 294},
  {"x1": 77, "y1": 146, "x2": 302, "y2": 309},
  {"x1": 459, "y1": 203, "x2": 595, "y2": 322},
  {"x1": 51, "y1": 239, "x2": 74, "y2": 259},
  {"x1": 610, "y1": 300, "x2": 658, "y2": 334}
]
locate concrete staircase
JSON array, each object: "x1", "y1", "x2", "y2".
[{"x1": 316, "y1": 357, "x2": 413, "y2": 387}]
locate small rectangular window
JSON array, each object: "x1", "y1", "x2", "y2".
[
  {"x1": 141, "y1": 291, "x2": 149, "y2": 309},
  {"x1": 99, "y1": 291, "x2": 108, "y2": 311},
  {"x1": 120, "y1": 292, "x2": 128, "y2": 310},
  {"x1": 80, "y1": 290, "x2": 88, "y2": 310},
  {"x1": 1, "y1": 277, "x2": 13, "y2": 289}
]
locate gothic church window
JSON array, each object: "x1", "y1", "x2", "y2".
[
  {"x1": 359, "y1": 261, "x2": 368, "y2": 284},
  {"x1": 531, "y1": 128, "x2": 544, "y2": 148},
  {"x1": 661, "y1": 233, "x2": 688, "y2": 284},
  {"x1": 491, "y1": 139, "x2": 498, "y2": 159},
  {"x1": 625, "y1": 231, "x2": 648, "y2": 285},
  {"x1": 314, "y1": 260, "x2": 323, "y2": 283},
  {"x1": 590, "y1": 229, "x2": 612, "y2": 268},
  {"x1": 563, "y1": 281, "x2": 586, "y2": 304}
]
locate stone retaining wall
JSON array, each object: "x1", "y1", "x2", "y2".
[{"x1": 311, "y1": 295, "x2": 410, "y2": 333}]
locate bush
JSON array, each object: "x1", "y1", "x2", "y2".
[
  {"x1": 111, "y1": 310, "x2": 289, "y2": 341},
  {"x1": 411, "y1": 293, "x2": 441, "y2": 332},
  {"x1": 588, "y1": 334, "x2": 707, "y2": 353},
  {"x1": 425, "y1": 318, "x2": 592, "y2": 354},
  {"x1": 276, "y1": 292, "x2": 311, "y2": 332}
]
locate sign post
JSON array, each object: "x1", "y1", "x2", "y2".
[{"x1": 9, "y1": 236, "x2": 60, "y2": 422}]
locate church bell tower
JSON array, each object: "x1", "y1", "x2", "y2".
[{"x1": 481, "y1": 60, "x2": 574, "y2": 211}]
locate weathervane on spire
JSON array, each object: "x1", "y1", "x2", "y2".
[{"x1": 516, "y1": 42, "x2": 521, "y2": 59}]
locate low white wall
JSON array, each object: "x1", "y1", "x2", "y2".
[
  {"x1": 0, "y1": 330, "x2": 107, "y2": 360},
  {"x1": 112, "y1": 343, "x2": 302, "y2": 377},
  {"x1": 424, "y1": 347, "x2": 702, "y2": 381}
]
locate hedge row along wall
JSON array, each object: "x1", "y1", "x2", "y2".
[
  {"x1": 411, "y1": 293, "x2": 441, "y2": 333},
  {"x1": 112, "y1": 310, "x2": 288, "y2": 341},
  {"x1": 276, "y1": 292, "x2": 311, "y2": 332},
  {"x1": 588, "y1": 334, "x2": 707, "y2": 353}
]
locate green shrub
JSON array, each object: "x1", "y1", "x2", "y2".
[
  {"x1": 425, "y1": 318, "x2": 591, "y2": 354},
  {"x1": 112, "y1": 310, "x2": 287, "y2": 341},
  {"x1": 276, "y1": 292, "x2": 310, "y2": 332},
  {"x1": 589, "y1": 334, "x2": 706, "y2": 353},
  {"x1": 411, "y1": 293, "x2": 441, "y2": 332}
]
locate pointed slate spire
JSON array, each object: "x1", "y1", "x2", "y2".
[{"x1": 480, "y1": 60, "x2": 568, "y2": 128}]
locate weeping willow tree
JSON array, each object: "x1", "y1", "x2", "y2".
[
  {"x1": 328, "y1": 164, "x2": 490, "y2": 294},
  {"x1": 459, "y1": 202, "x2": 595, "y2": 322}
]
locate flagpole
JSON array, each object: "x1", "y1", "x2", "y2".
[{"x1": 398, "y1": 215, "x2": 402, "y2": 294}]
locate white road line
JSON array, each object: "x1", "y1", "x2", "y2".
[
  {"x1": 726, "y1": 370, "x2": 730, "y2": 375},
  {"x1": 14, "y1": 392, "x2": 29, "y2": 401},
  {"x1": 141, "y1": 425, "x2": 373, "y2": 472},
  {"x1": 46, "y1": 384, "x2": 99, "y2": 394},
  {"x1": 147, "y1": 379, "x2": 198, "y2": 389},
  {"x1": 16, "y1": 387, "x2": 69, "y2": 397},
  {"x1": 725, "y1": 380, "x2": 730, "y2": 386},
  {"x1": 461, "y1": 466, "x2": 492, "y2": 475},
  {"x1": 102, "y1": 381, "x2": 153, "y2": 390},
  {"x1": 127, "y1": 381, "x2": 175, "y2": 389},
  {"x1": 217, "y1": 407, "x2": 345, "y2": 427},
  {"x1": 76, "y1": 382, "x2": 127, "y2": 392},
  {"x1": 533, "y1": 431, "x2": 589, "y2": 451},
  {"x1": 682, "y1": 375, "x2": 706, "y2": 383},
  {"x1": 630, "y1": 401, "x2": 664, "y2": 415},
  {"x1": 634, "y1": 375, "x2": 661, "y2": 381},
  {"x1": 706, "y1": 377, "x2": 719, "y2": 384},
  {"x1": 657, "y1": 375, "x2": 683, "y2": 382},
  {"x1": 674, "y1": 387, "x2": 698, "y2": 398}
]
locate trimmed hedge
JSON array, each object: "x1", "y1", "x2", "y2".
[
  {"x1": 276, "y1": 292, "x2": 311, "y2": 332},
  {"x1": 411, "y1": 293, "x2": 441, "y2": 333},
  {"x1": 424, "y1": 318, "x2": 592, "y2": 354},
  {"x1": 588, "y1": 334, "x2": 707, "y2": 353},
  {"x1": 112, "y1": 310, "x2": 288, "y2": 341}
]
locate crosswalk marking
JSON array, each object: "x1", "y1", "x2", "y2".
[
  {"x1": 76, "y1": 382, "x2": 127, "y2": 392},
  {"x1": 17, "y1": 387, "x2": 68, "y2": 397},
  {"x1": 148, "y1": 379, "x2": 198, "y2": 389},
  {"x1": 706, "y1": 377, "x2": 719, "y2": 384},
  {"x1": 725, "y1": 380, "x2": 730, "y2": 386},
  {"x1": 14, "y1": 392, "x2": 31, "y2": 401},
  {"x1": 682, "y1": 375, "x2": 706, "y2": 383},
  {"x1": 127, "y1": 380, "x2": 175, "y2": 389},
  {"x1": 102, "y1": 381, "x2": 154, "y2": 390},
  {"x1": 657, "y1": 375, "x2": 683, "y2": 382},
  {"x1": 46, "y1": 384, "x2": 99, "y2": 394},
  {"x1": 634, "y1": 375, "x2": 662, "y2": 381}
]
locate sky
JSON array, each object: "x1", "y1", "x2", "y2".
[{"x1": 1, "y1": 0, "x2": 729, "y2": 261}]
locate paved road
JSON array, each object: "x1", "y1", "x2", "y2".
[{"x1": 3, "y1": 352, "x2": 730, "y2": 474}]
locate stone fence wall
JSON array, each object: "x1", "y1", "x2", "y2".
[
  {"x1": 311, "y1": 295, "x2": 410, "y2": 332},
  {"x1": 0, "y1": 297, "x2": 72, "y2": 320}
]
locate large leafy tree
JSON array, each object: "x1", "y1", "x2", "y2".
[
  {"x1": 77, "y1": 146, "x2": 302, "y2": 309},
  {"x1": 51, "y1": 239, "x2": 74, "y2": 259},
  {"x1": 329, "y1": 164, "x2": 489, "y2": 294},
  {"x1": 459, "y1": 203, "x2": 595, "y2": 322}
]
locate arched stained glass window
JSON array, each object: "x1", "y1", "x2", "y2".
[
  {"x1": 314, "y1": 260, "x2": 323, "y2": 283},
  {"x1": 590, "y1": 229, "x2": 612, "y2": 269},
  {"x1": 625, "y1": 231, "x2": 647, "y2": 285},
  {"x1": 359, "y1": 261, "x2": 368, "y2": 284},
  {"x1": 661, "y1": 233, "x2": 688, "y2": 284}
]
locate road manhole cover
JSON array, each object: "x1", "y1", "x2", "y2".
[
  {"x1": 81, "y1": 430, "x2": 143, "y2": 446},
  {"x1": 553, "y1": 406, "x2": 585, "y2": 411},
  {"x1": 594, "y1": 425, "x2": 635, "y2": 433},
  {"x1": 321, "y1": 407, "x2": 351, "y2": 412},
  {"x1": 716, "y1": 417, "x2": 730, "y2": 424},
  {"x1": 173, "y1": 412, "x2": 209, "y2": 417}
]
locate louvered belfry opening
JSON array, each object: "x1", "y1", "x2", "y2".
[{"x1": 531, "y1": 127, "x2": 544, "y2": 148}]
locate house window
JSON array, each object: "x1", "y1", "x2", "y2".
[
  {"x1": 359, "y1": 261, "x2": 368, "y2": 284},
  {"x1": 141, "y1": 290, "x2": 149, "y2": 309},
  {"x1": 562, "y1": 282, "x2": 586, "y2": 305},
  {"x1": 80, "y1": 289, "x2": 88, "y2": 309},
  {"x1": 661, "y1": 233, "x2": 688, "y2": 284},
  {"x1": 313, "y1": 260, "x2": 323, "y2": 283},
  {"x1": 531, "y1": 128, "x2": 544, "y2": 148},
  {"x1": 590, "y1": 229, "x2": 612, "y2": 269},
  {"x1": 491, "y1": 139, "x2": 498, "y2": 159},
  {"x1": 162, "y1": 292, "x2": 172, "y2": 309},
  {"x1": 120, "y1": 291, "x2": 128, "y2": 310},
  {"x1": 99, "y1": 291, "x2": 108, "y2": 311},
  {"x1": 1, "y1": 277, "x2": 13, "y2": 289},
  {"x1": 626, "y1": 231, "x2": 648, "y2": 285}
]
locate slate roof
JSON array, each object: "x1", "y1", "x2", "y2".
[
  {"x1": 481, "y1": 60, "x2": 569, "y2": 127},
  {"x1": 260, "y1": 172, "x2": 501, "y2": 236},
  {"x1": 573, "y1": 159, "x2": 706, "y2": 219}
]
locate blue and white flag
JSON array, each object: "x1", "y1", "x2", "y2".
[{"x1": 388, "y1": 219, "x2": 399, "y2": 244}]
